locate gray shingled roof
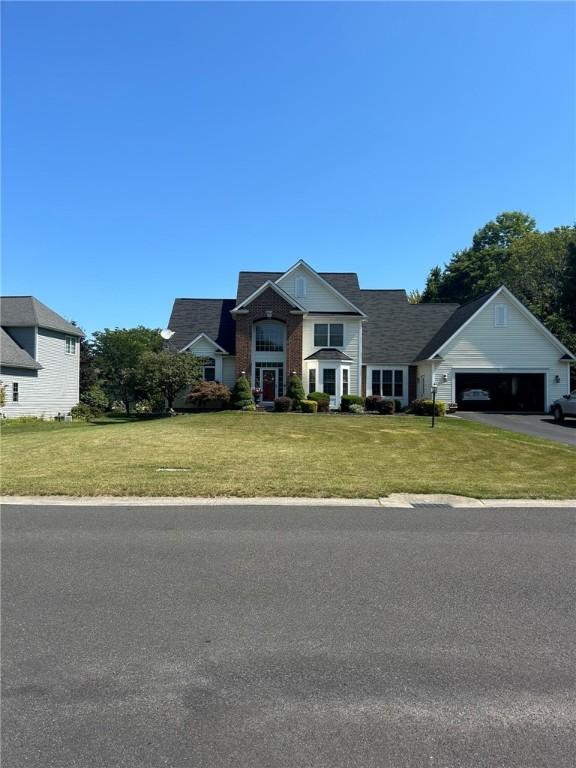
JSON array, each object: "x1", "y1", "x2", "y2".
[
  {"x1": 236, "y1": 271, "x2": 368, "y2": 305},
  {"x1": 168, "y1": 299, "x2": 236, "y2": 354},
  {"x1": 305, "y1": 348, "x2": 353, "y2": 361},
  {"x1": 414, "y1": 288, "x2": 501, "y2": 361},
  {"x1": 0, "y1": 327, "x2": 42, "y2": 370},
  {"x1": 357, "y1": 290, "x2": 460, "y2": 364},
  {"x1": 1, "y1": 296, "x2": 83, "y2": 337}
]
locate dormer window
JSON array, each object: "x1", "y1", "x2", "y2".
[
  {"x1": 295, "y1": 276, "x2": 307, "y2": 298},
  {"x1": 494, "y1": 303, "x2": 508, "y2": 328}
]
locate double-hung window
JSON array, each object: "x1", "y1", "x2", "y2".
[
  {"x1": 342, "y1": 369, "x2": 349, "y2": 396},
  {"x1": 65, "y1": 336, "x2": 77, "y2": 354},
  {"x1": 314, "y1": 323, "x2": 344, "y2": 347},
  {"x1": 12, "y1": 383, "x2": 19, "y2": 402},
  {"x1": 203, "y1": 358, "x2": 216, "y2": 381},
  {"x1": 308, "y1": 368, "x2": 316, "y2": 393},
  {"x1": 323, "y1": 368, "x2": 336, "y2": 396},
  {"x1": 372, "y1": 369, "x2": 404, "y2": 398}
]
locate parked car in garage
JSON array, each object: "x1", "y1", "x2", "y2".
[
  {"x1": 551, "y1": 391, "x2": 576, "y2": 422},
  {"x1": 461, "y1": 388, "x2": 491, "y2": 401}
]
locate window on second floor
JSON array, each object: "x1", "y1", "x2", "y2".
[
  {"x1": 255, "y1": 321, "x2": 284, "y2": 352},
  {"x1": 65, "y1": 336, "x2": 77, "y2": 354},
  {"x1": 295, "y1": 276, "x2": 307, "y2": 298},
  {"x1": 494, "y1": 303, "x2": 508, "y2": 328},
  {"x1": 314, "y1": 323, "x2": 344, "y2": 347}
]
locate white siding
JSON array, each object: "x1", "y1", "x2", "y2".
[
  {"x1": 302, "y1": 316, "x2": 362, "y2": 396},
  {"x1": 426, "y1": 293, "x2": 570, "y2": 409},
  {"x1": 222, "y1": 356, "x2": 236, "y2": 388},
  {"x1": 276, "y1": 265, "x2": 353, "y2": 313},
  {"x1": 183, "y1": 338, "x2": 218, "y2": 358}
]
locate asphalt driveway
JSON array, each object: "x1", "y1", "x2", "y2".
[
  {"x1": 3, "y1": 503, "x2": 576, "y2": 768},
  {"x1": 454, "y1": 411, "x2": 576, "y2": 447}
]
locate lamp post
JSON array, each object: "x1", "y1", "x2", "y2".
[{"x1": 431, "y1": 381, "x2": 438, "y2": 428}]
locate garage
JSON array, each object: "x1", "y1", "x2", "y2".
[{"x1": 455, "y1": 372, "x2": 546, "y2": 412}]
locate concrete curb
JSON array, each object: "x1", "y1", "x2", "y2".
[{"x1": 1, "y1": 495, "x2": 575, "y2": 509}]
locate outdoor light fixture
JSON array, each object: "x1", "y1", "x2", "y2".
[
  {"x1": 442, "y1": 373, "x2": 448, "y2": 383},
  {"x1": 555, "y1": 375, "x2": 561, "y2": 383},
  {"x1": 265, "y1": 310, "x2": 273, "y2": 319},
  {"x1": 431, "y1": 382, "x2": 438, "y2": 428}
]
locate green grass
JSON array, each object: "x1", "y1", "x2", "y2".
[{"x1": 1, "y1": 412, "x2": 575, "y2": 498}]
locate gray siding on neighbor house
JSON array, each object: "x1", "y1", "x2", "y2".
[
  {"x1": 35, "y1": 328, "x2": 80, "y2": 416},
  {"x1": 4, "y1": 329, "x2": 80, "y2": 417},
  {"x1": 0, "y1": 367, "x2": 40, "y2": 418}
]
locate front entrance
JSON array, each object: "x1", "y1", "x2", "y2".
[{"x1": 262, "y1": 369, "x2": 277, "y2": 401}]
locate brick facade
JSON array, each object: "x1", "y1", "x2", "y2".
[{"x1": 234, "y1": 287, "x2": 303, "y2": 386}]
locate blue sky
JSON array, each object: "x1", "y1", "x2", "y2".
[{"x1": 2, "y1": 1, "x2": 575, "y2": 336}]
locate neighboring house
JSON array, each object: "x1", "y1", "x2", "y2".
[
  {"x1": 167, "y1": 260, "x2": 574, "y2": 412},
  {"x1": 0, "y1": 296, "x2": 83, "y2": 418}
]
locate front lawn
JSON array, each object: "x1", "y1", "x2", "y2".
[{"x1": 1, "y1": 412, "x2": 575, "y2": 498}]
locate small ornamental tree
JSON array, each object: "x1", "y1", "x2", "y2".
[
  {"x1": 137, "y1": 350, "x2": 203, "y2": 411},
  {"x1": 231, "y1": 374, "x2": 255, "y2": 410},
  {"x1": 286, "y1": 373, "x2": 305, "y2": 407},
  {"x1": 187, "y1": 381, "x2": 231, "y2": 408},
  {"x1": 0, "y1": 381, "x2": 6, "y2": 409}
]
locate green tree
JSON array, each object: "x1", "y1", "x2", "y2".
[
  {"x1": 425, "y1": 211, "x2": 538, "y2": 304},
  {"x1": 137, "y1": 350, "x2": 203, "y2": 411},
  {"x1": 286, "y1": 373, "x2": 305, "y2": 405},
  {"x1": 406, "y1": 289, "x2": 422, "y2": 304},
  {"x1": 92, "y1": 327, "x2": 162, "y2": 415},
  {"x1": 231, "y1": 374, "x2": 255, "y2": 410}
]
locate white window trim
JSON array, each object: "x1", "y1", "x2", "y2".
[
  {"x1": 313, "y1": 322, "x2": 345, "y2": 348},
  {"x1": 367, "y1": 366, "x2": 407, "y2": 404},
  {"x1": 494, "y1": 303, "x2": 508, "y2": 328},
  {"x1": 65, "y1": 336, "x2": 77, "y2": 354},
  {"x1": 295, "y1": 276, "x2": 307, "y2": 298}
]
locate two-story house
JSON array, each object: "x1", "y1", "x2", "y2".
[
  {"x1": 167, "y1": 260, "x2": 574, "y2": 412},
  {"x1": 1, "y1": 296, "x2": 83, "y2": 418}
]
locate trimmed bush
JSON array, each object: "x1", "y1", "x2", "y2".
[
  {"x1": 365, "y1": 395, "x2": 383, "y2": 412},
  {"x1": 300, "y1": 399, "x2": 318, "y2": 414},
  {"x1": 274, "y1": 396, "x2": 292, "y2": 412},
  {"x1": 394, "y1": 399, "x2": 403, "y2": 413},
  {"x1": 231, "y1": 375, "x2": 255, "y2": 410},
  {"x1": 286, "y1": 374, "x2": 305, "y2": 406},
  {"x1": 376, "y1": 398, "x2": 395, "y2": 415},
  {"x1": 348, "y1": 403, "x2": 365, "y2": 414},
  {"x1": 307, "y1": 392, "x2": 331, "y2": 413},
  {"x1": 70, "y1": 403, "x2": 93, "y2": 420},
  {"x1": 340, "y1": 394, "x2": 365, "y2": 412},
  {"x1": 409, "y1": 398, "x2": 446, "y2": 417}
]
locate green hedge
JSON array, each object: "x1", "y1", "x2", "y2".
[
  {"x1": 307, "y1": 392, "x2": 331, "y2": 413},
  {"x1": 300, "y1": 399, "x2": 318, "y2": 413},
  {"x1": 340, "y1": 394, "x2": 364, "y2": 412},
  {"x1": 409, "y1": 398, "x2": 446, "y2": 416}
]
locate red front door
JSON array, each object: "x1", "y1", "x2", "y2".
[{"x1": 262, "y1": 370, "x2": 276, "y2": 401}]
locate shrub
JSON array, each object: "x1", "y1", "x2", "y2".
[
  {"x1": 409, "y1": 398, "x2": 446, "y2": 417},
  {"x1": 241, "y1": 402, "x2": 256, "y2": 412},
  {"x1": 340, "y1": 394, "x2": 364, "y2": 412},
  {"x1": 307, "y1": 392, "x2": 331, "y2": 413},
  {"x1": 376, "y1": 399, "x2": 395, "y2": 415},
  {"x1": 365, "y1": 395, "x2": 383, "y2": 412},
  {"x1": 187, "y1": 381, "x2": 231, "y2": 409},
  {"x1": 274, "y1": 396, "x2": 292, "y2": 412},
  {"x1": 231, "y1": 375, "x2": 255, "y2": 410},
  {"x1": 394, "y1": 399, "x2": 403, "y2": 413},
  {"x1": 348, "y1": 403, "x2": 365, "y2": 414},
  {"x1": 300, "y1": 399, "x2": 318, "y2": 413},
  {"x1": 286, "y1": 374, "x2": 305, "y2": 406},
  {"x1": 134, "y1": 400, "x2": 153, "y2": 414},
  {"x1": 80, "y1": 385, "x2": 109, "y2": 414},
  {"x1": 70, "y1": 403, "x2": 93, "y2": 420}
]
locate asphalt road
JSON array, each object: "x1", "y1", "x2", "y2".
[{"x1": 2, "y1": 504, "x2": 576, "y2": 768}]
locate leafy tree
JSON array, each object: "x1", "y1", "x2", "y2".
[
  {"x1": 92, "y1": 327, "x2": 163, "y2": 415},
  {"x1": 406, "y1": 289, "x2": 422, "y2": 304},
  {"x1": 137, "y1": 350, "x2": 203, "y2": 411},
  {"x1": 423, "y1": 211, "x2": 538, "y2": 304},
  {"x1": 80, "y1": 384, "x2": 109, "y2": 414},
  {"x1": 79, "y1": 338, "x2": 99, "y2": 394},
  {"x1": 421, "y1": 266, "x2": 443, "y2": 303}
]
